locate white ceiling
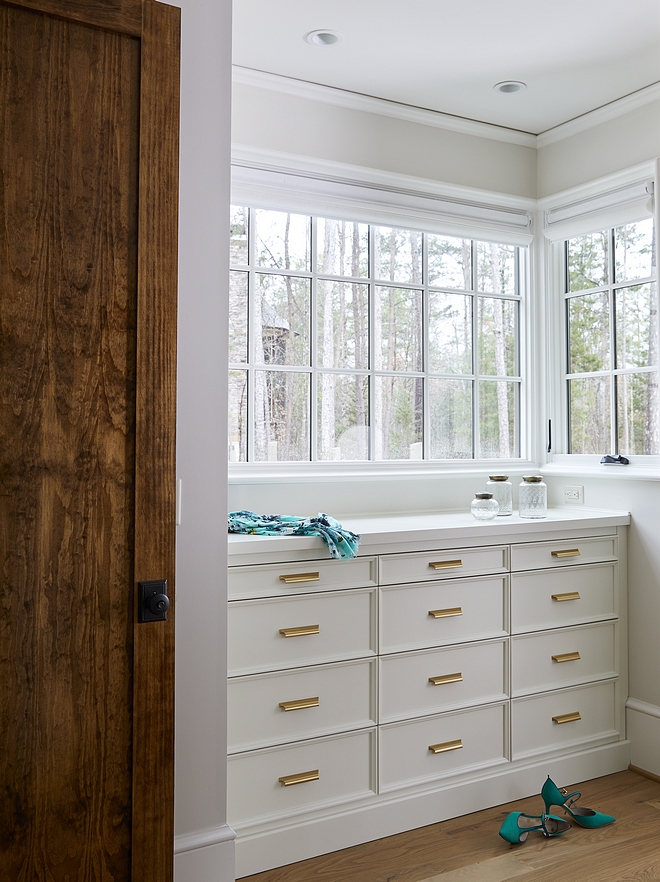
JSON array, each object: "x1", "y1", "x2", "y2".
[{"x1": 232, "y1": 0, "x2": 660, "y2": 135}]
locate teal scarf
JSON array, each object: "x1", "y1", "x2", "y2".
[{"x1": 228, "y1": 511, "x2": 360, "y2": 560}]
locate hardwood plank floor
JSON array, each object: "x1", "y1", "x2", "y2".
[{"x1": 239, "y1": 771, "x2": 660, "y2": 882}]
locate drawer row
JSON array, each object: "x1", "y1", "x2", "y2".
[
  {"x1": 228, "y1": 680, "x2": 618, "y2": 827},
  {"x1": 228, "y1": 623, "x2": 617, "y2": 753},
  {"x1": 228, "y1": 535, "x2": 618, "y2": 600},
  {"x1": 228, "y1": 564, "x2": 617, "y2": 676}
]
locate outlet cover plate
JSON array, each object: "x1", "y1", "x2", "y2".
[{"x1": 564, "y1": 484, "x2": 584, "y2": 504}]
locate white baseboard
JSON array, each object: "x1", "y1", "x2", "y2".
[
  {"x1": 234, "y1": 741, "x2": 630, "y2": 878},
  {"x1": 627, "y1": 700, "x2": 660, "y2": 776},
  {"x1": 174, "y1": 824, "x2": 236, "y2": 882}
]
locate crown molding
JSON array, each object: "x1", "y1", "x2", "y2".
[
  {"x1": 232, "y1": 65, "x2": 538, "y2": 149},
  {"x1": 537, "y1": 81, "x2": 660, "y2": 148}
]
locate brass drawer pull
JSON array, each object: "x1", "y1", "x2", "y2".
[
  {"x1": 551, "y1": 549, "x2": 581, "y2": 558},
  {"x1": 278, "y1": 769, "x2": 319, "y2": 786},
  {"x1": 552, "y1": 592, "x2": 581, "y2": 602},
  {"x1": 429, "y1": 672, "x2": 463, "y2": 686},
  {"x1": 279, "y1": 572, "x2": 320, "y2": 584},
  {"x1": 429, "y1": 607, "x2": 463, "y2": 619},
  {"x1": 552, "y1": 711, "x2": 581, "y2": 725},
  {"x1": 279, "y1": 625, "x2": 320, "y2": 638},
  {"x1": 552, "y1": 651, "x2": 581, "y2": 663},
  {"x1": 429, "y1": 560, "x2": 463, "y2": 570},
  {"x1": 279, "y1": 697, "x2": 319, "y2": 712},
  {"x1": 429, "y1": 739, "x2": 463, "y2": 754}
]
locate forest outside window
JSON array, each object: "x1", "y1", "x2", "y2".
[
  {"x1": 565, "y1": 218, "x2": 658, "y2": 455},
  {"x1": 229, "y1": 205, "x2": 524, "y2": 464}
]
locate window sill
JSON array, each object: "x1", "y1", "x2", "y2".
[
  {"x1": 228, "y1": 460, "x2": 540, "y2": 484},
  {"x1": 542, "y1": 462, "x2": 660, "y2": 482}
]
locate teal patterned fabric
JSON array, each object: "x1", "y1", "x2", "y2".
[{"x1": 228, "y1": 510, "x2": 360, "y2": 560}]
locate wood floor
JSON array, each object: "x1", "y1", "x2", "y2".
[{"x1": 239, "y1": 770, "x2": 660, "y2": 882}]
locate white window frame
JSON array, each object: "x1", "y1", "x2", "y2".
[
  {"x1": 229, "y1": 153, "x2": 540, "y2": 479},
  {"x1": 541, "y1": 160, "x2": 660, "y2": 477}
]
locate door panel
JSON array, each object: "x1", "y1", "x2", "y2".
[{"x1": 0, "y1": 2, "x2": 178, "y2": 879}]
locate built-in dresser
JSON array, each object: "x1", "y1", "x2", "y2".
[{"x1": 227, "y1": 508, "x2": 629, "y2": 877}]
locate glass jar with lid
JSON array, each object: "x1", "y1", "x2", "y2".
[
  {"x1": 470, "y1": 492, "x2": 499, "y2": 521},
  {"x1": 518, "y1": 475, "x2": 547, "y2": 518},
  {"x1": 486, "y1": 475, "x2": 512, "y2": 516}
]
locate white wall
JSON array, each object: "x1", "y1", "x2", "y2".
[
  {"x1": 232, "y1": 81, "x2": 537, "y2": 199},
  {"x1": 228, "y1": 471, "x2": 534, "y2": 520},
  {"x1": 175, "y1": 0, "x2": 234, "y2": 880},
  {"x1": 537, "y1": 97, "x2": 660, "y2": 197}
]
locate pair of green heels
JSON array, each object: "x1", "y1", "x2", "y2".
[{"x1": 499, "y1": 776, "x2": 616, "y2": 844}]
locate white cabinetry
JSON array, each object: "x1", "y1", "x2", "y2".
[{"x1": 227, "y1": 510, "x2": 629, "y2": 877}]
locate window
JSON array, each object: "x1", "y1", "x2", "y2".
[
  {"x1": 229, "y1": 205, "x2": 524, "y2": 464},
  {"x1": 564, "y1": 218, "x2": 658, "y2": 455}
]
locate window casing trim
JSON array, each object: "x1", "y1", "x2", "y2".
[{"x1": 542, "y1": 160, "x2": 660, "y2": 463}]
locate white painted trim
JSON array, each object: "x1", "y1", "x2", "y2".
[
  {"x1": 233, "y1": 66, "x2": 537, "y2": 148},
  {"x1": 626, "y1": 698, "x2": 660, "y2": 720},
  {"x1": 537, "y1": 81, "x2": 660, "y2": 148},
  {"x1": 174, "y1": 823, "x2": 237, "y2": 855},
  {"x1": 228, "y1": 461, "x2": 538, "y2": 485},
  {"x1": 231, "y1": 144, "x2": 538, "y2": 212}
]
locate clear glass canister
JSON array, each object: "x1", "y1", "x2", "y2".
[
  {"x1": 518, "y1": 475, "x2": 547, "y2": 518},
  {"x1": 486, "y1": 475, "x2": 512, "y2": 516},
  {"x1": 471, "y1": 492, "x2": 499, "y2": 521}
]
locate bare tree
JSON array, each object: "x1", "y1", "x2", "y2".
[
  {"x1": 490, "y1": 244, "x2": 510, "y2": 457},
  {"x1": 320, "y1": 220, "x2": 337, "y2": 457}
]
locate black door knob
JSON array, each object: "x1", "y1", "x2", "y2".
[
  {"x1": 147, "y1": 592, "x2": 170, "y2": 615},
  {"x1": 138, "y1": 579, "x2": 170, "y2": 622}
]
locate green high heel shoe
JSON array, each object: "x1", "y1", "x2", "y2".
[
  {"x1": 499, "y1": 811, "x2": 571, "y2": 844},
  {"x1": 541, "y1": 776, "x2": 615, "y2": 828}
]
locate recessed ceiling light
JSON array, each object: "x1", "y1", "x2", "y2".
[
  {"x1": 305, "y1": 29, "x2": 343, "y2": 46},
  {"x1": 493, "y1": 81, "x2": 527, "y2": 94}
]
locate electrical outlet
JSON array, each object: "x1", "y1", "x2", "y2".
[{"x1": 564, "y1": 484, "x2": 584, "y2": 504}]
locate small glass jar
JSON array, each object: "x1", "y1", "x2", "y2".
[
  {"x1": 471, "y1": 492, "x2": 499, "y2": 521},
  {"x1": 518, "y1": 475, "x2": 547, "y2": 518},
  {"x1": 486, "y1": 475, "x2": 513, "y2": 516}
]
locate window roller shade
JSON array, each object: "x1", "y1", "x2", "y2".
[
  {"x1": 544, "y1": 180, "x2": 654, "y2": 241},
  {"x1": 232, "y1": 164, "x2": 534, "y2": 246}
]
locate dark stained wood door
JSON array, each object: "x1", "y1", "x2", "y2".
[{"x1": 0, "y1": 2, "x2": 179, "y2": 879}]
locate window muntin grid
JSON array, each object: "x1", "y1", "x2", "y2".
[
  {"x1": 229, "y1": 206, "x2": 523, "y2": 463},
  {"x1": 564, "y1": 218, "x2": 658, "y2": 456}
]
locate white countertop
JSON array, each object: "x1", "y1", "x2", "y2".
[{"x1": 227, "y1": 507, "x2": 630, "y2": 566}]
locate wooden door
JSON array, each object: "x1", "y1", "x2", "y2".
[{"x1": 0, "y1": 2, "x2": 179, "y2": 879}]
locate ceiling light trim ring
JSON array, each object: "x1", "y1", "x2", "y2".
[
  {"x1": 494, "y1": 81, "x2": 527, "y2": 94},
  {"x1": 305, "y1": 29, "x2": 343, "y2": 47}
]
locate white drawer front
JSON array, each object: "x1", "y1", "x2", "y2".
[
  {"x1": 379, "y1": 640, "x2": 507, "y2": 723},
  {"x1": 510, "y1": 536, "x2": 617, "y2": 572},
  {"x1": 511, "y1": 622, "x2": 616, "y2": 697},
  {"x1": 228, "y1": 557, "x2": 377, "y2": 600},
  {"x1": 512, "y1": 680, "x2": 617, "y2": 759},
  {"x1": 511, "y1": 563, "x2": 616, "y2": 634},
  {"x1": 228, "y1": 729, "x2": 376, "y2": 826},
  {"x1": 228, "y1": 588, "x2": 377, "y2": 676},
  {"x1": 379, "y1": 703, "x2": 506, "y2": 792},
  {"x1": 379, "y1": 546, "x2": 508, "y2": 586},
  {"x1": 228, "y1": 658, "x2": 376, "y2": 753},
  {"x1": 380, "y1": 576, "x2": 508, "y2": 653}
]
